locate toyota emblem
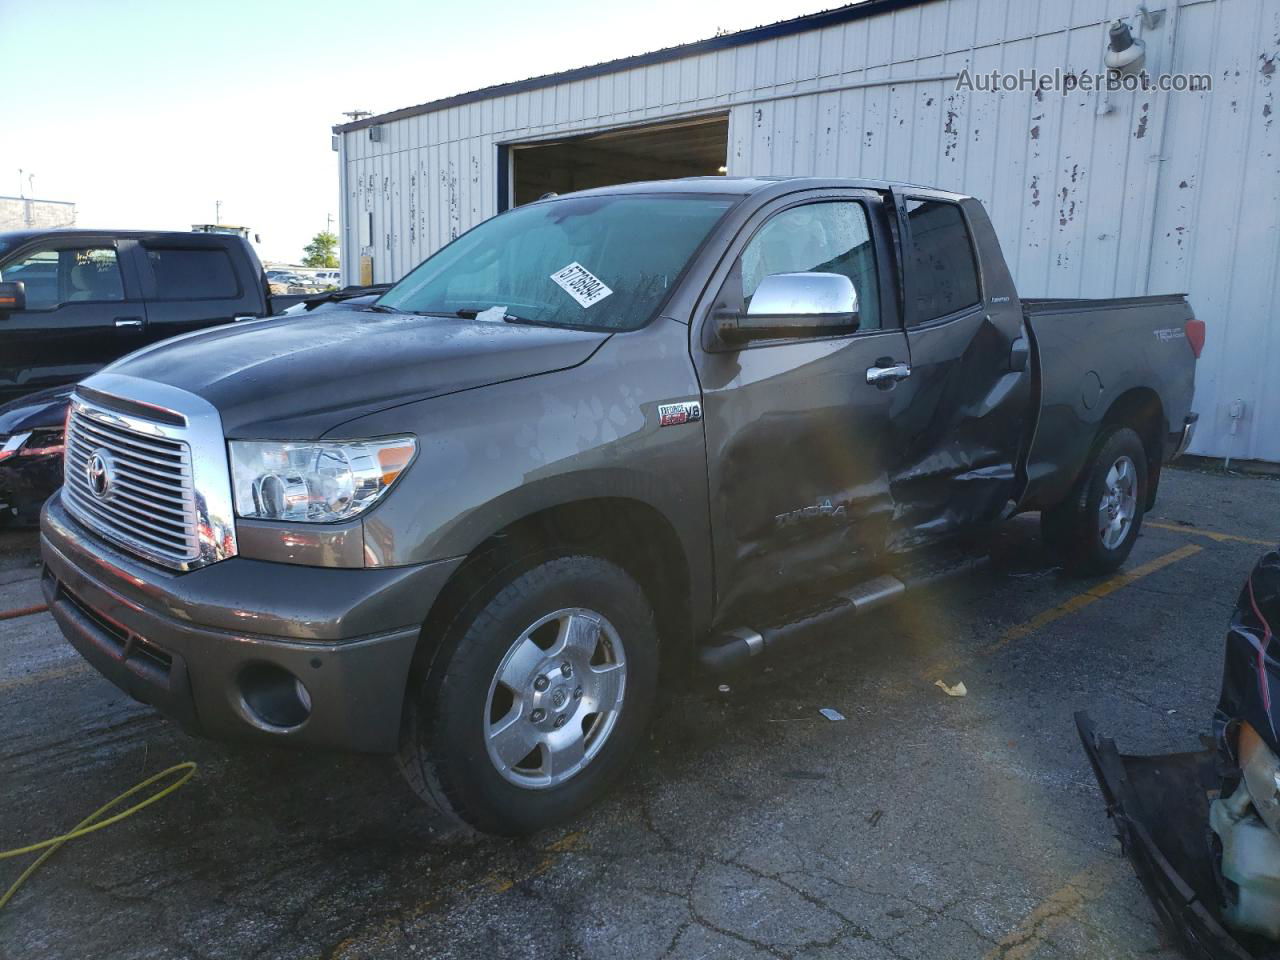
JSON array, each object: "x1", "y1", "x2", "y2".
[{"x1": 86, "y1": 449, "x2": 114, "y2": 500}]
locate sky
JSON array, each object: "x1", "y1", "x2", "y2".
[{"x1": 0, "y1": 0, "x2": 833, "y2": 263}]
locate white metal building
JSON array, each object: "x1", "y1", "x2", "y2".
[{"x1": 334, "y1": 0, "x2": 1280, "y2": 463}]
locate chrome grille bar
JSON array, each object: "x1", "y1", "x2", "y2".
[
  {"x1": 63, "y1": 406, "x2": 200, "y2": 568},
  {"x1": 61, "y1": 375, "x2": 239, "y2": 572}
]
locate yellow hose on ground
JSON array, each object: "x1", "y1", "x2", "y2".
[{"x1": 0, "y1": 762, "x2": 197, "y2": 910}]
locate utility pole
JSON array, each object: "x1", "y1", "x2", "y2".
[
  {"x1": 17, "y1": 169, "x2": 23, "y2": 198},
  {"x1": 326, "y1": 213, "x2": 334, "y2": 235},
  {"x1": 215, "y1": 200, "x2": 222, "y2": 225}
]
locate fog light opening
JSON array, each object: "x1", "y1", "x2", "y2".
[{"x1": 238, "y1": 662, "x2": 312, "y2": 730}]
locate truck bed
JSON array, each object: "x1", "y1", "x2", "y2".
[{"x1": 1020, "y1": 293, "x2": 1198, "y2": 510}]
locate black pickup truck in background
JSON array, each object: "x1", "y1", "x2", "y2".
[{"x1": 0, "y1": 228, "x2": 313, "y2": 521}]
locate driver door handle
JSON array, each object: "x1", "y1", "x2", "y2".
[
  {"x1": 114, "y1": 317, "x2": 144, "y2": 329},
  {"x1": 866, "y1": 362, "x2": 911, "y2": 385}
]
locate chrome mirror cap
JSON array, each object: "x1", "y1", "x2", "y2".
[{"x1": 747, "y1": 272, "x2": 858, "y2": 317}]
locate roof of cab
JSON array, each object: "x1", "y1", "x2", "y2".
[
  {"x1": 0, "y1": 228, "x2": 244, "y2": 244},
  {"x1": 530, "y1": 176, "x2": 970, "y2": 202}
]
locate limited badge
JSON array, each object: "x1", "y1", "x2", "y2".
[
  {"x1": 550, "y1": 262, "x2": 613, "y2": 308},
  {"x1": 658, "y1": 401, "x2": 702, "y2": 427}
]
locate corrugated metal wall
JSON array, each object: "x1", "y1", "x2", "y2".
[{"x1": 340, "y1": 0, "x2": 1280, "y2": 462}]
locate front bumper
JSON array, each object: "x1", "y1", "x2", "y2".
[{"x1": 40, "y1": 494, "x2": 462, "y2": 753}]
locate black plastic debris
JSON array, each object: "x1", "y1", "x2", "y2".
[{"x1": 1076, "y1": 544, "x2": 1280, "y2": 960}]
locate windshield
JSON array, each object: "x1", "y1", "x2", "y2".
[{"x1": 376, "y1": 194, "x2": 736, "y2": 330}]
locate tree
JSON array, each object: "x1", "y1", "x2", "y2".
[{"x1": 302, "y1": 231, "x2": 339, "y2": 268}]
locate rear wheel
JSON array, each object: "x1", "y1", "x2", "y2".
[
  {"x1": 1041, "y1": 426, "x2": 1148, "y2": 577},
  {"x1": 398, "y1": 554, "x2": 659, "y2": 835}
]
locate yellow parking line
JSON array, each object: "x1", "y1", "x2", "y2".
[
  {"x1": 984, "y1": 543, "x2": 1202, "y2": 655},
  {"x1": 1146, "y1": 520, "x2": 1275, "y2": 548},
  {"x1": 483, "y1": 829, "x2": 587, "y2": 894},
  {"x1": 983, "y1": 861, "x2": 1126, "y2": 960}
]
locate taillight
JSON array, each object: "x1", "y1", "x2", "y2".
[{"x1": 1185, "y1": 318, "x2": 1205, "y2": 358}]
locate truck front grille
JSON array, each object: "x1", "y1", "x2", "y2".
[{"x1": 63, "y1": 404, "x2": 201, "y2": 569}]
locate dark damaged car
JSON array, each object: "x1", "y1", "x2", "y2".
[
  {"x1": 1080, "y1": 546, "x2": 1280, "y2": 959},
  {"x1": 39, "y1": 177, "x2": 1202, "y2": 834},
  {"x1": 0, "y1": 385, "x2": 69, "y2": 523}
]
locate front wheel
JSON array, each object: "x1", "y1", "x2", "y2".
[
  {"x1": 1041, "y1": 426, "x2": 1148, "y2": 577},
  {"x1": 398, "y1": 555, "x2": 659, "y2": 835}
]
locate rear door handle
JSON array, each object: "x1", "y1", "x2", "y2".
[
  {"x1": 114, "y1": 317, "x2": 144, "y2": 329},
  {"x1": 866, "y1": 362, "x2": 911, "y2": 385},
  {"x1": 1010, "y1": 336, "x2": 1029, "y2": 372}
]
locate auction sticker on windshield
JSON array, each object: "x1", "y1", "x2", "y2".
[{"x1": 550, "y1": 262, "x2": 613, "y2": 308}]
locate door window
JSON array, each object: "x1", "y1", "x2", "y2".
[
  {"x1": 902, "y1": 199, "x2": 981, "y2": 325},
  {"x1": 0, "y1": 246, "x2": 123, "y2": 309},
  {"x1": 145, "y1": 247, "x2": 239, "y2": 300},
  {"x1": 738, "y1": 201, "x2": 880, "y2": 330}
]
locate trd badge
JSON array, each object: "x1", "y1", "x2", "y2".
[{"x1": 658, "y1": 401, "x2": 702, "y2": 427}]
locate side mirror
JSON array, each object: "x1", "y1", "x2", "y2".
[
  {"x1": 717, "y1": 272, "x2": 859, "y2": 343},
  {"x1": 0, "y1": 281, "x2": 25, "y2": 314}
]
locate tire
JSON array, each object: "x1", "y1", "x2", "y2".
[
  {"x1": 1041, "y1": 426, "x2": 1148, "y2": 577},
  {"x1": 398, "y1": 554, "x2": 660, "y2": 836}
]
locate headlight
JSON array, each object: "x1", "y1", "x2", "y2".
[{"x1": 229, "y1": 437, "x2": 416, "y2": 523}]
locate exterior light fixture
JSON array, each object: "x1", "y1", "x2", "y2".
[{"x1": 1104, "y1": 19, "x2": 1146, "y2": 74}]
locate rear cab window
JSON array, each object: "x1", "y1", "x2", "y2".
[
  {"x1": 902, "y1": 198, "x2": 981, "y2": 325},
  {"x1": 145, "y1": 246, "x2": 240, "y2": 300}
]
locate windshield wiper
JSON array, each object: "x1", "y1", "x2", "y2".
[
  {"x1": 396, "y1": 307, "x2": 562, "y2": 327},
  {"x1": 366, "y1": 303, "x2": 400, "y2": 313},
  {"x1": 500, "y1": 314, "x2": 560, "y2": 328},
  {"x1": 445, "y1": 308, "x2": 558, "y2": 327}
]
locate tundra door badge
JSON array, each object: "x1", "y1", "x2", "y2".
[{"x1": 658, "y1": 401, "x2": 702, "y2": 427}]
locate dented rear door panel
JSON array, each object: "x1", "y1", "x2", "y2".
[{"x1": 886, "y1": 193, "x2": 1033, "y2": 550}]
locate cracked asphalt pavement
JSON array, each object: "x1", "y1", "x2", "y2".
[{"x1": 2, "y1": 465, "x2": 1278, "y2": 960}]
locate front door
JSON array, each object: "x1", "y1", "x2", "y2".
[
  {"x1": 887, "y1": 194, "x2": 1033, "y2": 550},
  {"x1": 693, "y1": 190, "x2": 910, "y2": 617},
  {"x1": 0, "y1": 238, "x2": 147, "y2": 403}
]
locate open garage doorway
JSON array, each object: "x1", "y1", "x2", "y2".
[{"x1": 507, "y1": 114, "x2": 728, "y2": 207}]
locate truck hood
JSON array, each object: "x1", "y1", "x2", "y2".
[{"x1": 102, "y1": 305, "x2": 611, "y2": 437}]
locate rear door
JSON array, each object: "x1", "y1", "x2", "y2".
[
  {"x1": 136, "y1": 239, "x2": 257, "y2": 342},
  {"x1": 692, "y1": 189, "x2": 911, "y2": 615},
  {"x1": 0, "y1": 237, "x2": 147, "y2": 402},
  {"x1": 886, "y1": 193, "x2": 1032, "y2": 550}
]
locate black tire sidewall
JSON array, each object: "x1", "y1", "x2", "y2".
[
  {"x1": 1069, "y1": 427, "x2": 1148, "y2": 574},
  {"x1": 410, "y1": 555, "x2": 659, "y2": 835}
]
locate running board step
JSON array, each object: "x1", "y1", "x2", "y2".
[{"x1": 697, "y1": 554, "x2": 988, "y2": 673}]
